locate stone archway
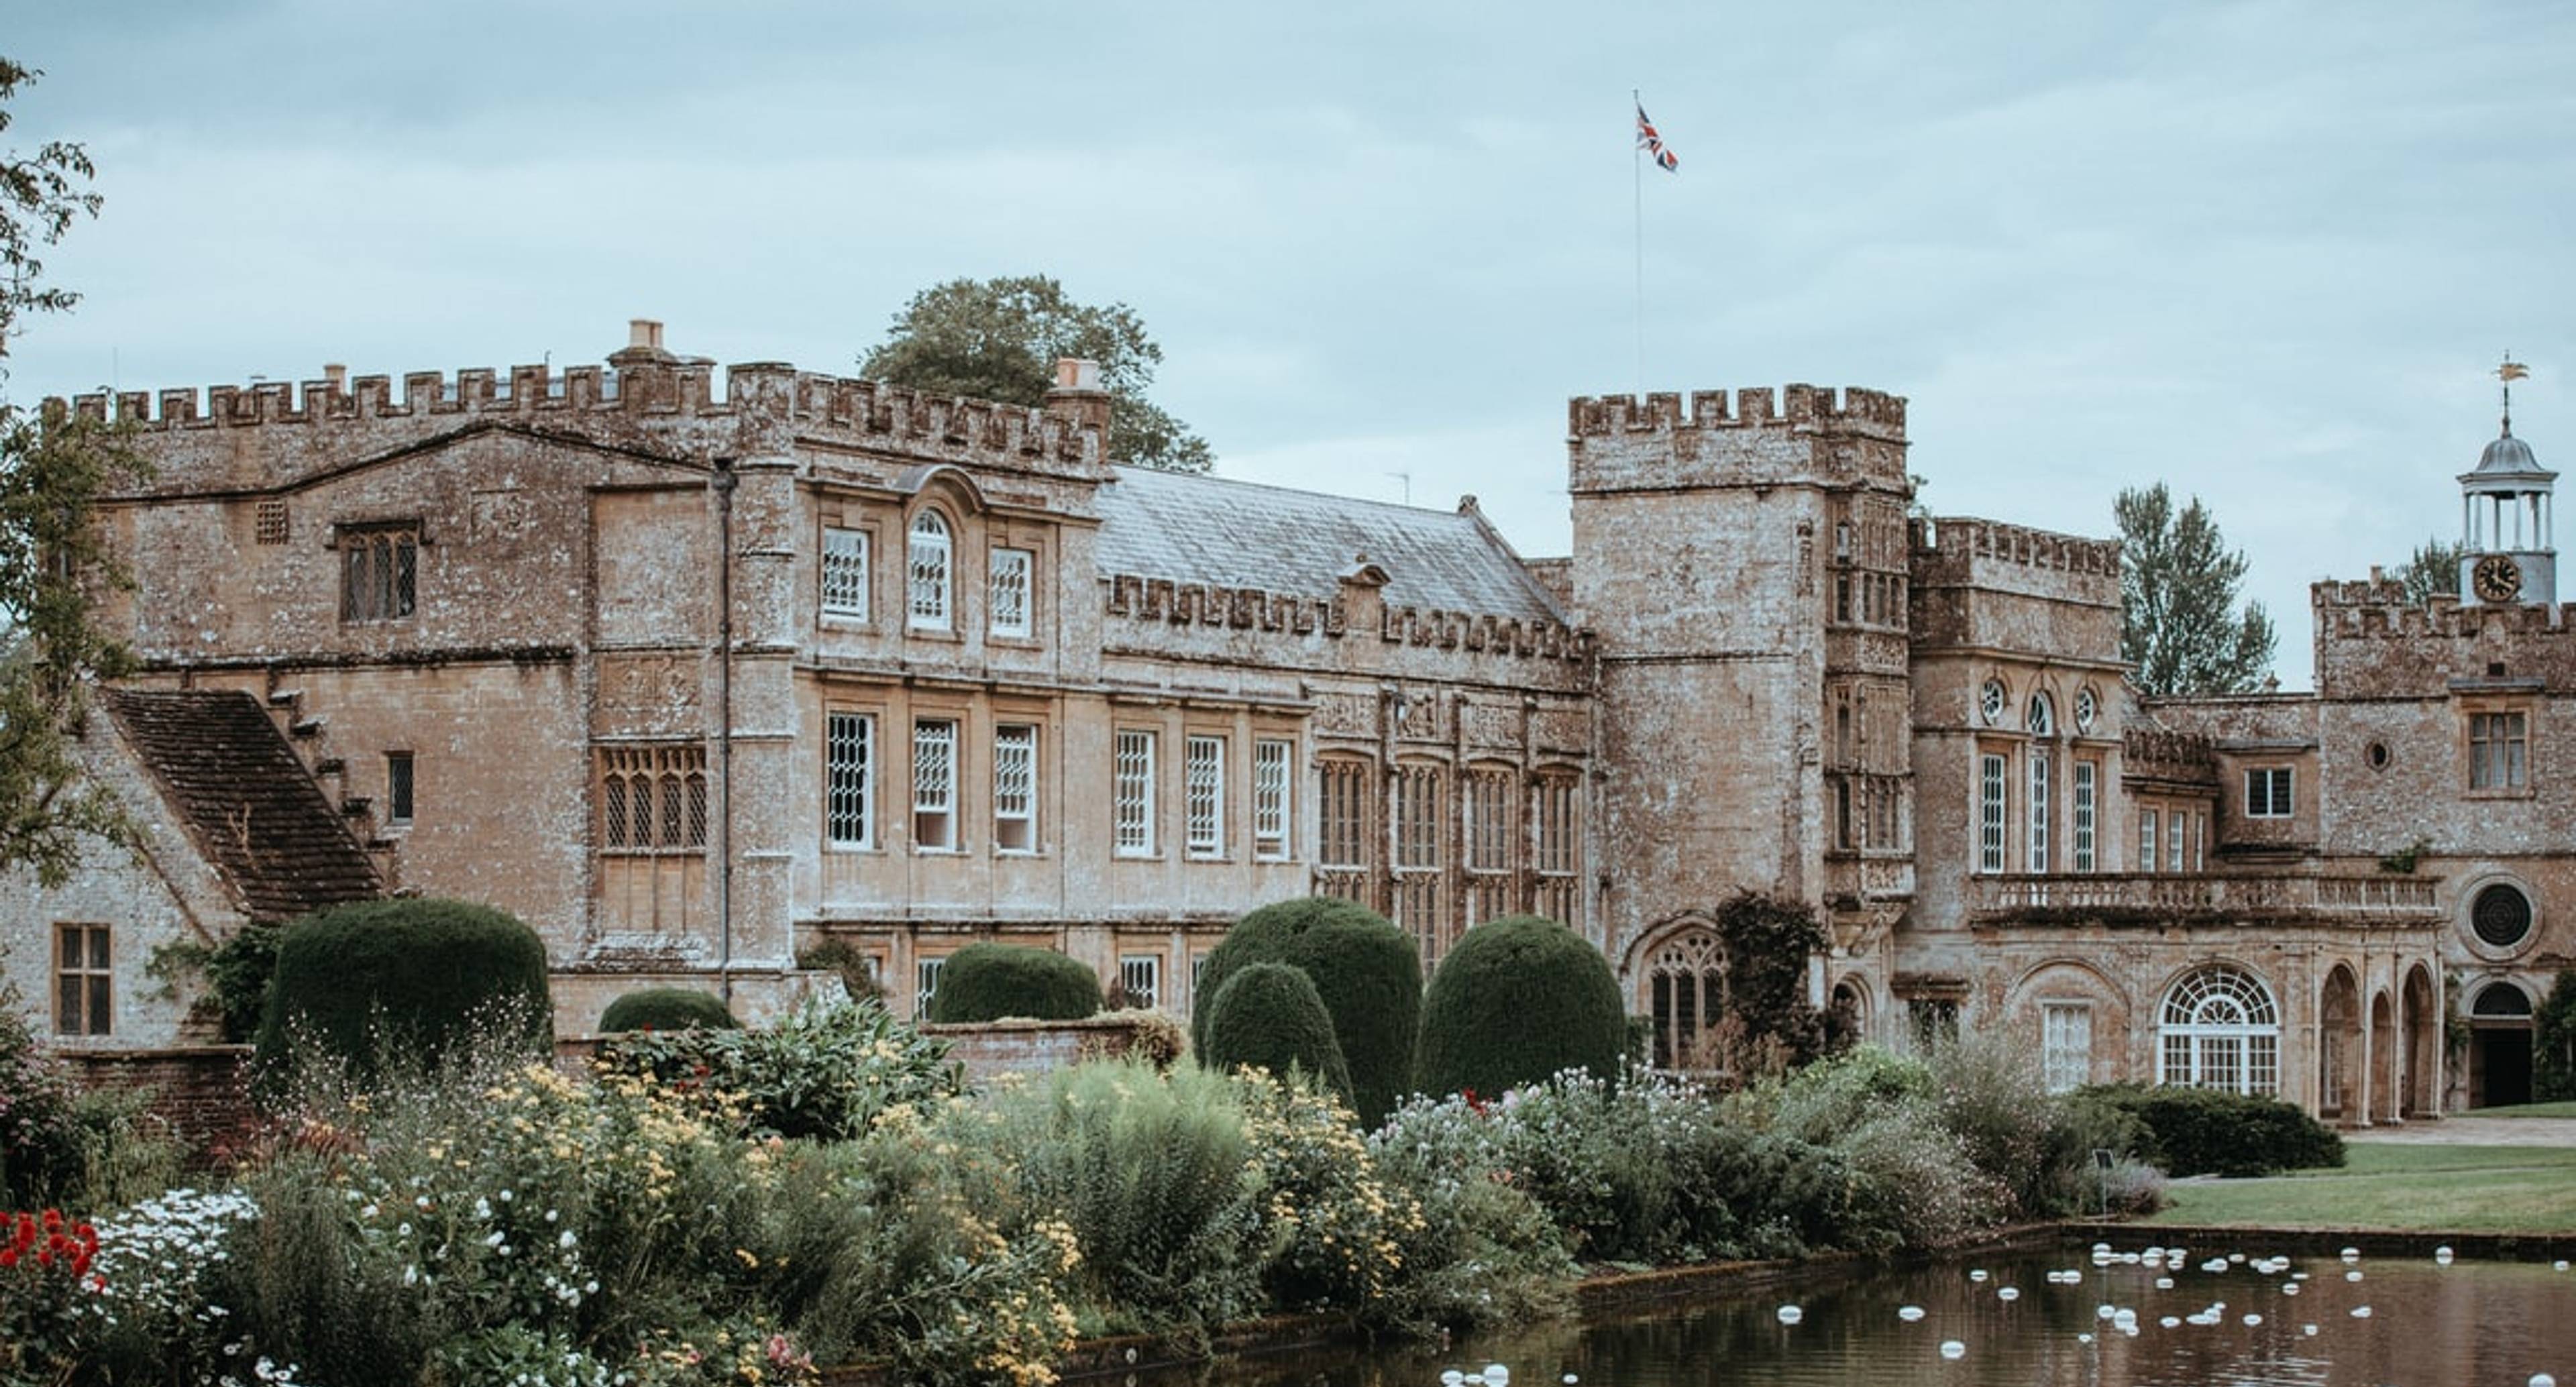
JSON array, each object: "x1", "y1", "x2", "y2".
[
  {"x1": 2369, "y1": 991, "x2": 2397, "y2": 1123},
  {"x1": 2318, "y1": 965, "x2": 2361, "y2": 1122},
  {"x1": 2470, "y1": 981, "x2": 2535, "y2": 1109},
  {"x1": 2402, "y1": 965, "x2": 2439, "y2": 1117}
]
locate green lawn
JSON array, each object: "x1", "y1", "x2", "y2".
[
  {"x1": 2465, "y1": 1099, "x2": 2576, "y2": 1119},
  {"x1": 2148, "y1": 1144, "x2": 2576, "y2": 1232}
]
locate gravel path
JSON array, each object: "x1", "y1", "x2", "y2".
[{"x1": 2343, "y1": 1116, "x2": 2576, "y2": 1146}]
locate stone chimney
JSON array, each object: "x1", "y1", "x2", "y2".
[
  {"x1": 608, "y1": 317, "x2": 677, "y2": 368},
  {"x1": 1043, "y1": 357, "x2": 1113, "y2": 453}
]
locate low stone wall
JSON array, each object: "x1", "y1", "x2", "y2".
[
  {"x1": 54, "y1": 1045, "x2": 259, "y2": 1162},
  {"x1": 923, "y1": 1012, "x2": 1184, "y2": 1082}
]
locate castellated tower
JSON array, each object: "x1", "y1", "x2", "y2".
[{"x1": 1566, "y1": 385, "x2": 1914, "y2": 983}]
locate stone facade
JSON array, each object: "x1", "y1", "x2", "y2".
[{"x1": 14, "y1": 322, "x2": 2565, "y2": 1120}]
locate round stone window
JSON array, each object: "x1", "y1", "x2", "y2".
[{"x1": 2471, "y1": 883, "x2": 2534, "y2": 950}]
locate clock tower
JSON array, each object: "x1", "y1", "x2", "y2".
[{"x1": 2459, "y1": 359, "x2": 2556, "y2": 607}]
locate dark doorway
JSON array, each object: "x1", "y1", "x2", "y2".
[{"x1": 2474, "y1": 1030, "x2": 2533, "y2": 1109}]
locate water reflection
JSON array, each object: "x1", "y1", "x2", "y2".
[{"x1": 1139, "y1": 1247, "x2": 2572, "y2": 1386}]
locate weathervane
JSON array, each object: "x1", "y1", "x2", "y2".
[{"x1": 2499, "y1": 353, "x2": 2529, "y2": 434}]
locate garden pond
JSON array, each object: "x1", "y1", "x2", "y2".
[{"x1": 1140, "y1": 1242, "x2": 2575, "y2": 1386}]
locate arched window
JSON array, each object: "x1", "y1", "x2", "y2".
[
  {"x1": 2158, "y1": 964, "x2": 2279, "y2": 1095},
  {"x1": 1648, "y1": 929, "x2": 1726, "y2": 1071},
  {"x1": 907, "y1": 510, "x2": 952, "y2": 629},
  {"x1": 2027, "y1": 693, "x2": 2054, "y2": 736}
]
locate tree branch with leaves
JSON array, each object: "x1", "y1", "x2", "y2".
[{"x1": 0, "y1": 57, "x2": 146, "y2": 884}]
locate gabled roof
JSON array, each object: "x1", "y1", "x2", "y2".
[
  {"x1": 1093, "y1": 466, "x2": 1567, "y2": 623},
  {"x1": 101, "y1": 688, "x2": 380, "y2": 923}
]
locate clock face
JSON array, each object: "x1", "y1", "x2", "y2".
[{"x1": 2473, "y1": 553, "x2": 2522, "y2": 604}]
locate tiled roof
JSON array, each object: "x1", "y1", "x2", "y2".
[
  {"x1": 1094, "y1": 467, "x2": 1568, "y2": 624},
  {"x1": 101, "y1": 688, "x2": 381, "y2": 922}
]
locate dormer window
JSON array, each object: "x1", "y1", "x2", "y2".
[{"x1": 907, "y1": 510, "x2": 952, "y2": 630}]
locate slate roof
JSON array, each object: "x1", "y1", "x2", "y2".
[
  {"x1": 1093, "y1": 466, "x2": 1568, "y2": 623},
  {"x1": 101, "y1": 688, "x2": 381, "y2": 922}
]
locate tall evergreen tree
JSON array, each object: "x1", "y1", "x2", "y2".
[
  {"x1": 0, "y1": 57, "x2": 146, "y2": 883},
  {"x1": 2115, "y1": 482, "x2": 2276, "y2": 696},
  {"x1": 860, "y1": 274, "x2": 1213, "y2": 473}
]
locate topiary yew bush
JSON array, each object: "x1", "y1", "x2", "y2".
[
  {"x1": 1191, "y1": 897, "x2": 1421, "y2": 1128},
  {"x1": 1199, "y1": 961, "x2": 1354, "y2": 1107},
  {"x1": 2074, "y1": 1082, "x2": 2345, "y2": 1178},
  {"x1": 252, "y1": 897, "x2": 552, "y2": 1089},
  {"x1": 1415, "y1": 914, "x2": 1626, "y2": 1101},
  {"x1": 924, "y1": 941, "x2": 1101, "y2": 1024},
  {"x1": 598, "y1": 987, "x2": 739, "y2": 1034}
]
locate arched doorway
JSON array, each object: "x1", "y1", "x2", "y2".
[
  {"x1": 1829, "y1": 976, "x2": 1870, "y2": 1050},
  {"x1": 2158, "y1": 964, "x2": 2281, "y2": 1095},
  {"x1": 2402, "y1": 966, "x2": 2439, "y2": 1117},
  {"x1": 2369, "y1": 991, "x2": 2396, "y2": 1123},
  {"x1": 1646, "y1": 929, "x2": 1725, "y2": 1071},
  {"x1": 2470, "y1": 981, "x2": 2534, "y2": 1109},
  {"x1": 2318, "y1": 966, "x2": 2361, "y2": 1121}
]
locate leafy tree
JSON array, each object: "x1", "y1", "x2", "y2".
[
  {"x1": 2392, "y1": 535, "x2": 2465, "y2": 606},
  {"x1": 859, "y1": 274, "x2": 1213, "y2": 472},
  {"x1": 2114, "y1": 482, "x2": 2277, "y2": 696},
  {"x1": 0, "y1": 57, "x2": 146, "y2": 884}
]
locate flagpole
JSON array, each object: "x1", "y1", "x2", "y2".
[{"x1": 1633, "y1": 88, "x2": 1644, "y2": 394}]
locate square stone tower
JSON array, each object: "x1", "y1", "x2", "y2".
[{"x1": 1566, "y1": 385, "x2": 1914, "y2": 979}]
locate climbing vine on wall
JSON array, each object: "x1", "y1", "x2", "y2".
[{"x1": 1704, "y1": 892, "x2": 1832, "y2": 1080}]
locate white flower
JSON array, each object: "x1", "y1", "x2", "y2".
[
  {"x1": 558, "y1": 1230, "x2": 577, "y2": 1250},
  {"x1": 485, "y1": 1231, "x2": 506, "y2": 1247}
]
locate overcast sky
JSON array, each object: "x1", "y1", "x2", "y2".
[{"x1": 7, "y1": 0, "x2": 2570, "y2": 687}]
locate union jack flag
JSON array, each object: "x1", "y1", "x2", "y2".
[{"x1": 1636, "y1": 101, "x2": 1678, "y2": 172}]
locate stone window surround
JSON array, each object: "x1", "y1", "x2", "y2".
[
  {"x1": 1183, "y1": 732, "x2": 1227, "y2": 860},
  {"x1": 2458, "y1": 871, "x2": 2542, "y2": 962},
  {"x1": 819, "y1": 521, "x2": 872, "y2": 624},
  {"x1": 823, "y1": 707, "x2": 877, "y2": 851},
  {"x1": 2242, "y1": 765, "x2": 2294, "y2": 818},
  {"x1": 2461, "y1": 698, "x2": 2534, "y2": 798}
]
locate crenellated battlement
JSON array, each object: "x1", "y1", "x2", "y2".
[
  {"x1": 1568, "y1": 383, "x2": 1907, "y2": 439},
  {"x1": 1100, "y1": 572, "x2": 1593, "y2": 663},
  {"x1": 65, "y1": 356, "x2": 1103, "y2": 476},
  {"x1": 1911, "y1": 516, "x2": 2121, "y2": 579},
  {"x1": 2311, "y1": 579, "x2": 2575, "y2": 641}
]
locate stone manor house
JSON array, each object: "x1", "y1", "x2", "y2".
[{"x1": 7, "y1": 321, "x2": 2567, "y2": 1119}]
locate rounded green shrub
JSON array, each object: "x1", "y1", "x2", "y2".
[
  {"x1": 253, "y1": 897, "x2": 552, "y2": 1089},
  {"x1": 924, "y1": 942, "x2": 1101, "y2": 1023},
  {"x1": 598, "y1": 987, "x2": 739, "y2": 1034},
  {"x1": 1415, "y1": 915, "x2": 1625, "y2": 1100},
  {"x1": 1200, "y1": 961, "x2": 1354, "y2": 1107},
  {"x1": 1191, "y1": 897, "x2": 1421, "y2": 1128}
]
